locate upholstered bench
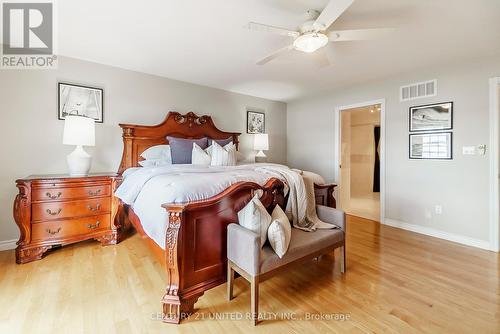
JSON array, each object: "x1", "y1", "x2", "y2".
[{"x1": 227, "y1": 205, "x2": 346, "y2": 325}]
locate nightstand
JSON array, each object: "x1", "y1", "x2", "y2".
[{"x1": 13, "y1": 173, "x2": 124, "y2": 264}]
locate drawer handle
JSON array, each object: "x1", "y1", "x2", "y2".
[
  {"x1": 87, "y1": 204, "x2": 101, "y2": 212},
  {"x1": 46, "y1": 208, "x2": 62, "y2": 216},
  {"x1": 87, "y1": 221, "x2": 100, "y2": 230},
  {"x1": 46, "y1": 227, "x2": 61, "y2": 235},
  {"x1": 46, "y1": 192, "x2": 62, "y2": 199},
  {"x1": 88, "y1": 189, "x2": 101, "y2": 196}
]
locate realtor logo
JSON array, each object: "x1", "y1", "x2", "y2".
[{"x1": 1, "y1": 0, "x2": 57, "y2": 69}]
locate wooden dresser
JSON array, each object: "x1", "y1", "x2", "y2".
[{"x1": 13, "y1": 173, "x2": 123, "y2": 264}]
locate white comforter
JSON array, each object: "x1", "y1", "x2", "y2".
[{"x1": 116, "y1": 164, "x2": 288, "y2": 249}]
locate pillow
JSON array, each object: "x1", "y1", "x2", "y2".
[
  {"x1": 237, "y1": 194, "x2": 271, "y2": 248},
  {"x1": 138, "y1": 159, "x2": 171, "y2": 167},
  {"x1": 206, "y1": 141, "x2": 243, "y2": 162},
  {"x1": 167, "y1": 136, "x2": 208, "y2": 164},
  {"x1": 205, "y1": 142, "x2": 233, "y2": 156},
  {"x1": 192, "y1": 143, "x2": 211, "y2": 165},
  {"x1": 210, "y1": 142, "x2": 237, "y2": 166},
  {"x1": 140, "y1": 145, "x2": 171, "y2": 162},
  {"x1": 208, "y1": 137, "x2": 233, "y2": 147},
  {"x1": 267, "y1": 205, "x2": 292, "y2": 258}
]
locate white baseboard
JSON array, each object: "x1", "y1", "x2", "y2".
[
  {"x1": 383, "y1": 219, "x2": 492, "y2": 251},
  {"x1": 0, "y1": 239, "x2": 17, "y2": 251}
]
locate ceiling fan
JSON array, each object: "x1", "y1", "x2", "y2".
[{"x1": 247, "y1": 0, "x2": 392, "y2": 66}]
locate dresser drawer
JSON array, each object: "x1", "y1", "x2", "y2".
[
  {"x1": 32, "y1": 198, "x2": 111, "y2": 222},
  {"x1": 31, "y1": 214, "x2": 110, "y2": 242},
  {"x1": 32, "y1": 184, "x2": 111, "y2": 202}
]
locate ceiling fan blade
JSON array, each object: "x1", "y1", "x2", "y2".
[
  {"x1": 329, "y1": 28, "x2": 394, "y2": 42},
  {"x1": 314, "y1": 0, "x2": 355, "y2": 31},
  {"x1": 256, "y1": 45, "x2": 295, "y2": 65},
  {"x1": 247, "y1": 22, "x2": 300, "y2": 38}
]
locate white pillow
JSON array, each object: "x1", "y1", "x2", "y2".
[
  {"x1": 192, "y1": 143, "x2": 211, "y2": 165},
  {"x1": 267, "y1": 205, "x2": 292, "y2": 258},
  {"x1": 205, "y1": 143, "x2": 245, "y2": 162},
  {"x1": 237, "y1": 194, "x2": 271, "y2": 248},
  {"x1": 138, "y1": 159, "x2": 170, "y2": 167},
  {"x1": 140, "y1": 145, "x2": 172, "y2": 163},
  {"x1": 210, "y1": 142, "x2": 237, "y2": 166}
]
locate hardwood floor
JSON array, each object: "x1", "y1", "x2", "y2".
[{"x1": 1, "y1": 215, "x2": 499, "y2": 333}]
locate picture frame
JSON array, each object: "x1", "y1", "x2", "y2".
[
  {"x1": 409, "y1": 132, "x2": 452, "y2": 160},
  {"x1": 247, "y1": 110, "x2": 265, "y2": 134},
  {"x1": 58, "y1": 82, "x2": 104, "y2": 123},
  {"x1": 409, "y1": 102, "x2": 453, "y2": 132}
]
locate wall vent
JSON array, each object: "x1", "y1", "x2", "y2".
[{"x1": 400, "y1": 79, "x2": 437, "y2": 102}]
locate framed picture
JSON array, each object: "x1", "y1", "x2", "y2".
[
  {"x1": 247, "y1": 110, "x2": 265, "y2": 134},
  {"x1": 409, "y1": 132, "x2": 452, "y2": 160},
  {"x1": 409, "y1": 102, "x2": 453, "y2": 132},
  {"x1": 58, "y1": 83, "x2": 104, "y2": 123}
]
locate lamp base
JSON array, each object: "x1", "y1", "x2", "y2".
[
  {"x1": 67, "y1": 145, "x2": 92, "y2": 176},
  {"x1": 255, "y1": 150, "x2": 267, "y2": 163}
]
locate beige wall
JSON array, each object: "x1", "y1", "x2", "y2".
[
  {"x1": 287, "y1": 56, "x2": 500, "y2": 244},
  {"x1": 0, "y1": 57, "x2": 287, "y2": 243}
]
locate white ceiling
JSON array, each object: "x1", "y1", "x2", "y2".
[{"x1": 59, "y1": 0, "x2": 500, "y2": 102}]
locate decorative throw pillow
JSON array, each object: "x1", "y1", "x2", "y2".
[
  {"x1": 208, "y1": 137, "x2": 233, "y2": 147},
  {"x1": 192, "y1": 143, "x2": 212, "y2": 165},
  {"x1": 237, "y1": 194, "x2": 271, "y2": 248},
  {"x1": 210, "y1": 141, "x2": 237, "y2": 166},
  {"x1": 267, "y1": 205, "x2": 292, "y2": 258},
  {"x1": 140, "y1": 145, "x2": 172, "y2": 162},
  {"x1": 167, "y1": 136, "x2": 208, "y2": 164}
]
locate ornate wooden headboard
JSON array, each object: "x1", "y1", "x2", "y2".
[{"x1": 118, "y1": 112, "x2": 241, "y2": 174}]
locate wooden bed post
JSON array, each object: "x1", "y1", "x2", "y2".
[{"x1": 162, "y1": 205, "x2": 202, "y2": 323}]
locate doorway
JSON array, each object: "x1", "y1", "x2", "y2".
[{"x1": 336, "y1": 101, "x2": 384, "y2": 222}]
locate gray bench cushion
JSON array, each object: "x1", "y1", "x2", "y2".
[{"x1": 260, "y1": 228, "x2": 344, "y2": 274}]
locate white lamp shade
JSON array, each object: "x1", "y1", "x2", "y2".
[
  {"x1": 63, "y1": 115, "x2": 95, "y2": 146},
  {"x1": 254, "y1": 133, "x2": 269, "y2": 151}
]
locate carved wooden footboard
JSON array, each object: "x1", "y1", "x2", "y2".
[{"x1": 160, "y1": 178, "x2": 285, "y2": 323}]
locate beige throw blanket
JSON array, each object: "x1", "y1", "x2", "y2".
[{"x1": 256, "y1": 165, "x2": 337, "y2": 231}]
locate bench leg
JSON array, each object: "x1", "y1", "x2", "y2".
[
  {"x1": 251, "y1": 276, "x2": 259, "y2": 326},
  {"x1": 227, "y1": 261, "x2": 234, "y2": 301},
  {"x1": 340, "y1": 245, "x2": 346, "y2": 273}
]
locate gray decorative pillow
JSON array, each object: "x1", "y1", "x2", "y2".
[
  {"x1": 167, "y1": 136, "x2": 208, "y2": 164},
  {"x1": 208, "y1": 137, "x2": 233, "y2": 147}
]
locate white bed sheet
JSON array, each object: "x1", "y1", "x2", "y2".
[{"x1": 115, "y1": 164, "x2": 287, "y2": 249}]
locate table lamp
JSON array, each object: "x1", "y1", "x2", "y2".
[
  {"x1": 254, "y1": 133, "x2": 269, "y2": 163},
  {"x1": 63, "y1": 115, "x2": 95, "y2": 176}
]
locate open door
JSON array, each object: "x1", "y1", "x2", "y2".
[{"x1": 338, "y1": 104, "x2": 381, "y2": 222}]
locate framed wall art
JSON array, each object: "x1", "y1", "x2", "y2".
[
  {"x1": 409, "y1": 102, "x2": 452, "y2": 132},
  {"x1": 409, "y1": 132, "x2": 452, "y2": 160},
  {"x1": 58, "y1": 82, "x2": 104, "y2": 123},
  {"x1": 247, "y1": 110, "x2": 265, "y2": 134}
]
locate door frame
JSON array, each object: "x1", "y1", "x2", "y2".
[
  {"x1": 489, "y1": 77, "x2": 500, "y2": 252},
  {"x1": 334, "y1": 99, "x2": 386, "y2": 224}
]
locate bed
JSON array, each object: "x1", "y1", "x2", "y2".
[{"x1": 114, "y1": 111, "x2": 336, "y2": 323}]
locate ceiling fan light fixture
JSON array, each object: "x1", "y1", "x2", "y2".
[{"x1": 293, "y1": 32, "x2": 329, "y2": 53}]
